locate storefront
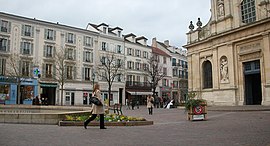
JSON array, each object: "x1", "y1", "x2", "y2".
[
  {"x1": 0, "y1": 76, "x2": 38, "y2": 105},
  {"x1": 40, "y1": 83, "x2": 57, "y2": 105},
  {"x1": 20, "y1": 78, "x2": 38, "y2": 104},
  {"x1": 0, "y1": 76, "x2": 17, "y2": 104}
]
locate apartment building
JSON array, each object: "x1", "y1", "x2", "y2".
[
  {"x1": 86, "y1": 23, "x2": 126, "y2": 105},
  {"x1": 124, "y1": 33, "x2": 152, "y2": 105},
  {"x1": 0, "y1": 12, "x2": 188, "y2": 106},
  {"x1": 152, "y1": 38, "x2": 188, "y2": 104},
  {"x1": 0, "y1": 12, "x2": 99, "y2": 105}
]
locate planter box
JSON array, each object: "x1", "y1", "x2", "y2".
[{"x1": 187, "y1": 104, "x2": 207, "y2": 121}]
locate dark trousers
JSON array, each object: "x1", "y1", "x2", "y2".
[
  {"x1": 84, "y1": 114, "x2": 105, "y2": 129},
  {"x1": 148, "y1": 107, "x2": 153, "y2": 115}
]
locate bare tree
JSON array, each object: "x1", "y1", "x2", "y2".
[
  {"x1": 146, "y1": 55, "x2": 165, "y2": 96},
  {"x1": 53, "y1": 46, "x2": 77, "y2": 105},
  {"x1": 96, "y1": 53, "x2": 124, "y2": 106},
  {"x1": 6, "y1": 53, "x2": 33, "y2": 104}
]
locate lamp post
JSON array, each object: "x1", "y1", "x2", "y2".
[{"x1": 92, "y1": 71, "x2": 95, "y2": 91}]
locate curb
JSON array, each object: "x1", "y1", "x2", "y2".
[{"x1": 58, "y1": 121, "x2": 154, "y2": 126}]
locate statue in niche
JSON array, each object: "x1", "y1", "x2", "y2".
[
  {"x1": 220, "y1": 57, "x2": 229, "y2": 83},
  {"x1": 217, "y1": 0, "x2": 225, "y2": 17}
]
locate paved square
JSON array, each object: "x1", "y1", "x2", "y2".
[{"x1": 0, "y1": 106, "x2": 270, "y2": 146}]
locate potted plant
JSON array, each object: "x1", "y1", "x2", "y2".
[{"x1": 185, "y1": 92, "x2": 207, "y2": 121}]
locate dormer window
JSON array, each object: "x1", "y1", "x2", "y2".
[
  {"x1": 103, "y1": 27, "x2": 107, "y2": 34},
  {"x1": 117, "y1": 30, "x2": 121, "y2": 37}
]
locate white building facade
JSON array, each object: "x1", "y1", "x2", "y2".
[{"x1": 0, "y1": 12, "x2": 187, "y2": 106}]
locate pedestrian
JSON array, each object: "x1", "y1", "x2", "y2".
[
  {"x1": 84, "y1": 83, "x2": 106, "y2": 129},
  {"x1": 126, "y1": 99, "x2": 131, "y2": 110},
  {"x1": 34, "y1": 96, "x2": 40, "y2": 105},
  {"x1": 147, "y1": 94, "x2": 154, "y2": 115}
]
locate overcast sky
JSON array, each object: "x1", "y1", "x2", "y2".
[{"x1": 0, "y1": 0, "x2": 211, "y2": 47}]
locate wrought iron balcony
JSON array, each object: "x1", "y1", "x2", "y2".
[{"x1": 125, "y1": 81, "x2": 152, "y2": 89}]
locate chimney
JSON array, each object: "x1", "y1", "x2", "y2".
[
  {"x1": 152, "y1": 37, "x2": 157, "y2": 47},
  {"x1": 164, "y1": 40, "x2": 169, "y2": 47}
]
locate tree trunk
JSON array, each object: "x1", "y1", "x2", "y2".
[
  {"x1": 108, "y1": 85, "x2": 111, "y2": 106},
  {"x1": 61, "y1": 85, "x2": 63, "y2": 106}
]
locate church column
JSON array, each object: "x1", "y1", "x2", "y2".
[{"x1": 262, "y1": 32, "x2": 270, "y2": 105}]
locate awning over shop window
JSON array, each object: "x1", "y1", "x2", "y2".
[
  {"x1": 126, "y1": 91, "x2": 152, "y2": 95},
  {"x1": 40, "y1": 83, "x2": 58, "y2": 88}
]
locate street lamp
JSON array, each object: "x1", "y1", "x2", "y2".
[{"x1": 92, "y1": 70, "x2": 95, "y2": 91}]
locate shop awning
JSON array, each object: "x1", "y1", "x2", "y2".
[
  {"x1": 126, "y1": 91, "x2": 153, "y2": 95},
  {"x1": 40, "y1": 83, "x2": 58, "y2": 88}
]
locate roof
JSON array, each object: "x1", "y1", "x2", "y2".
[
  {"x1": 110, "y1": 26, "x2": 123, "y2": 31},
  {"x1": 124, "y1": 33, "x2": 136, "y2": 38},
  {"x1": 152, "y1": 47, "x2": 171, "y2": 57},
  {"x1": 157, "y1": 41, "x2": 173, "y2": 53},
  {"x1": 136, "y1": 36, "x2": 148, "y2": 41}
]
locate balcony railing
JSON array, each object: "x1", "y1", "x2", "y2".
[{"x1": 125, "y1": 81, "x2": 151, "y2": 88}]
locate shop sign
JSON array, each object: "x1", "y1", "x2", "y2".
[{"x1": 0, "y1": 76, "x2": 17, "y2": 83}]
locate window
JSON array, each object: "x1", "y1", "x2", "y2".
[
  {"x1": 1, "y1": 20, "x2": 10, "y2": 33},
  {"x1": 0, "y1": 58, "x2": 6, "y2": 75},
  {"x1": 163, "y1": 56, "x2": 166, "y2": 64},
  {"x1": 45, "y1": 64, "x2": 53, "y2": 78},
  {"x1": 203, "y1": 61, "x2": 213, "y2": 89},
  {"x1": 84, "y1": 67, "x2": 91, "y2": 81},
  {"x1": 101, "y1": 42, "x2": 107, "y2": 51},
  {"x1": 84, "y1": 36, "x2": 93, "y2": 47},
  {"x1": 103, "y1": 27, "x2": 107, "y2": 34},
  {"x1": 117, "y1": 31, "x2": 121, "y2": 37},
  {"x1": 172, "y1": 58, "x2": 176, "y2": 66},
  {"x1": 22, "y1": 25, "x2": 33, "y2": 37},
  {"x1": 143, "y1": 51, "x2": 148, "y2": 59},
  {"x1": 127, "y1": 48, "x2": 133, "y2": 55},
  {"x1": 143, "y1": 63, "x2": 149, "y2": 71},
  {"x1": 136, "y1": 76, "x2": 140, "y2": 82},
  {"x1": 65, "y1": 92, "x2": 71, "y2": 105},
  {"x1": 173, "y1": 81, "x2": 178, "y2": 88},
  {"x1": 45, "y1": 29, "x2": 55, "y2": 40},
  {"x1": 116, "y1": 45, "x2": 122, "y2": 53},
  {"x1": 66, "y1": 48, "x2": 76, "y2": 60},
  {"x1": 173, "y1": 68, "x2": 178, "y2": 77},
  {"x1": 127, "y1": 61, "x2": 134, "y2": 69},
  {"x1": 162, "y1": 79, "x2": 168, "y2": 86},
  {"x1": 136, "y1": 50, "x2": 141, "y2": 57},
  {"x1": 0, "y1": 38, "x2": 10, "y2": 52},
  {"x1": 135, "y1": 62, "x2": 141, "y2": 70},
  {"x1": 116, "y1": 59, "x2": 122, "y2": 67},
  {"x1": 101, "y1": 56, "x2": 106, "y2": 65},
  {"x1": 21, "y1": 42, "x2": 33, "y2": 55},
  {"x1": 241, "y1": 0, "x2": 256, "y2": 23},
  {"x1": 84, "y1": 51, "x2": 93, "y2": 63},
  {"x1": 116, "y1": 74, "x2": 121, "y2": 82},
  {"x1": 44, "y1": 45, "x2": 53, "y2": 57},
  {"x1": 66, "y1": 66, "x2": 73, "y2": 79},
  {"x1": 21, "y1": 61, "x2": 31, "y2": 77},
  {"x1": 163, "y1": 68, "x2": 167, "y2": 76},
  {"x1": 66, "y1": 33, "x2": 76, "y2": 44}
]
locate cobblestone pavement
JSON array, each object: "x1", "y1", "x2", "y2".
[{"x1": 0, "y1": 106, "x2": 270, "y2": 146}]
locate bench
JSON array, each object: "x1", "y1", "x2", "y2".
[
  {"x1": 109, "y1": 103, "x2": 123, "y2": 115},
  {"x1": 0, "y1": 100, "x2": 5, "y2": 105}
]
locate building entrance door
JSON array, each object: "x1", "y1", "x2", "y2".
[{"x1": 244, "y1": 60, "x2": 262, "y2": 105}]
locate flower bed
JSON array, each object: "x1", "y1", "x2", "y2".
[{"x1": 59, "y1": 113, "x2": 153, "y2": 126}]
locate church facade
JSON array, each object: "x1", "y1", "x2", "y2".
[{"x1": 184, "y1": 0, "x2": 270, "y2": 106}]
